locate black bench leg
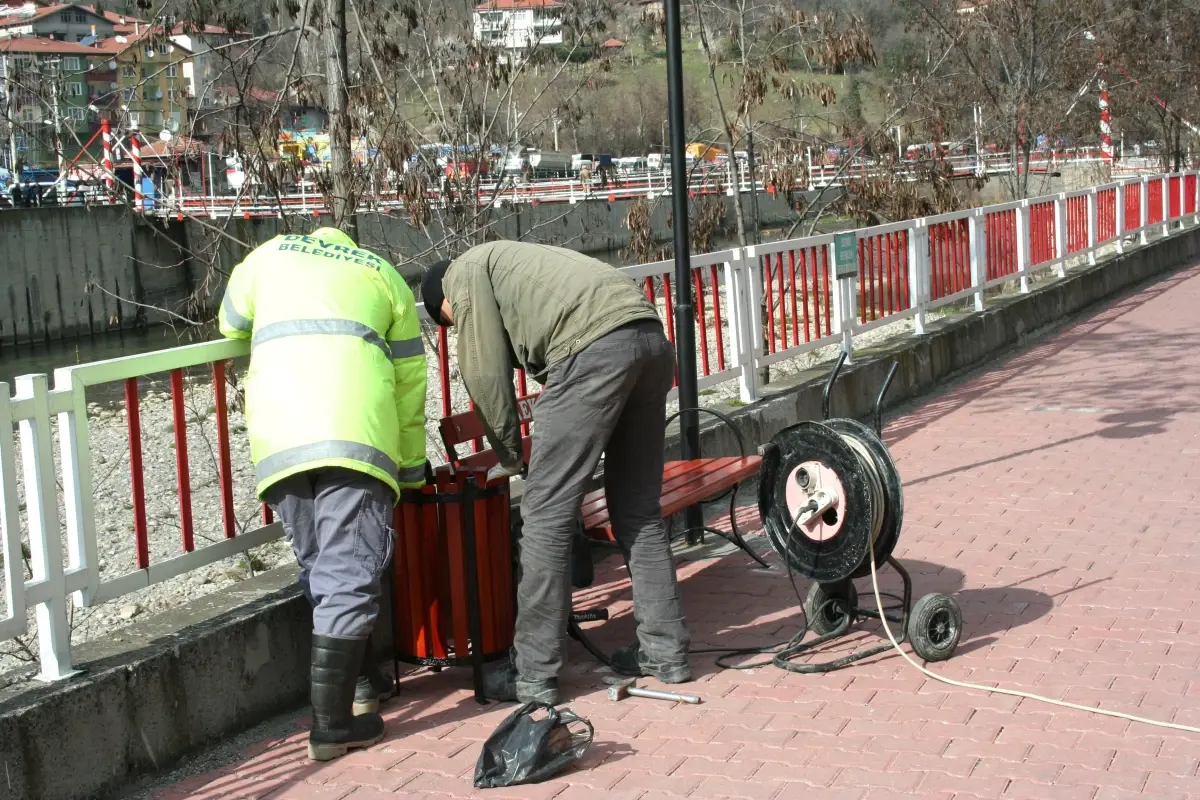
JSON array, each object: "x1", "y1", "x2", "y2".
[
  {"x1": 724, "y1": 486, "x2": 771, "y2": 569},
  {"x1": 678, "y1": 484, "x2": 772, "y2": 569}
]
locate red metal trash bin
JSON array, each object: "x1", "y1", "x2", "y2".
[{"x1": 390, "y1": 465, "x2": 515, "y2": 701}]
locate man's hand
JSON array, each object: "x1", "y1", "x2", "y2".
[{"x1": 487, "y1": 460, "x2": 524, "y2": 483}]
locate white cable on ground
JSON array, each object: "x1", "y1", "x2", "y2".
[
  {"x1": 831, "y1": 426, "x2": 1200, "y2": 735},
  {"x1": 864, "y1": 500, "x2": 1200, "y2": 735}
]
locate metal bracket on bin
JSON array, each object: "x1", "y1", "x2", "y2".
[{"x1": 390, "y1": 467, "x2": 514, "y2": 705}]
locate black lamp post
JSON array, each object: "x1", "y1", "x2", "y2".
[{"x1": 664, "y1": 0, "x2": 703, "y2": 539}]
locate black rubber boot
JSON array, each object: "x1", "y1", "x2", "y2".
[
  {"x1": 352, "y1": 633, "x2": 396, "y2": 715},
  {"x1": 610, "y1": 642, "x2": 692, "y2": 684},
  {"x1": 482, "y1": 659, "x2": 559, "y2": 704},
  {"x1": 308, "y1": 634, "x2": 386, "y2": 761}
]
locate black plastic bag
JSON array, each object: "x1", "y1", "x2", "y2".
[{"x1": 473, "y1": 702, "x2": 594, "y2": 788}]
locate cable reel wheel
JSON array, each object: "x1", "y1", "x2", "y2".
[
  {"x1": 908, "y1": 592, "x2": 962, "y2": 662},
  {"x1": 804, "y1": 580, "x2": 858, "y2": 637},
  {"x1": 758, "y1": 373, "x2": 962, "y2": 664}
]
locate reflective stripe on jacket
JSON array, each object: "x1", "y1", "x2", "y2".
[{"x1": 218, "y1": 229, "x2": 427, "y2": 501}]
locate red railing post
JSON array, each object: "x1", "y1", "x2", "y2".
[
  {"x1": 693, "y1": 267, "x2": 711, "y2": 376},
  {"x1": 775, "y1": 252, "x2": 787, "y2": 350},
  {"x1": 798, "y1": 248, "x2": 812, "y2": 342},
  {"x1": 125, "y1": 378, "x2": 149, "y2": 570},
  {"x1": 170, "y1": 369, "x2": 195, "y2": 552},
  {"x1": 762, "y1": 256, "x2": 776, "y2": 353},
  {"x1": 438, "y1": 326, "x2": 452, "y2": 417},
  {"x1": 821, "y1": 246, "x2": 832, "y2": 337},
  {"x1": 212, "y1": 361, "x2": 237, "y2": 539},
  {"x1": 857, "y1": 238, "x2": 867, "y2": 324},
  {"x1": 709, "y1": 264, "x2": 725, "y2": 373}
]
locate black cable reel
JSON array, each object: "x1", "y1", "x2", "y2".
[{"x1": 757, "y1": 351, "x2": 963, "y2": 667}]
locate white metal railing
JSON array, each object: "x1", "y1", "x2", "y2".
[{"x1": 2, "y1": 170, "x2": 1197, "y2": 680}]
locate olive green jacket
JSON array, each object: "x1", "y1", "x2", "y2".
[{"x1": 443, "y1": 241, "x2": 661, "y2": 465}]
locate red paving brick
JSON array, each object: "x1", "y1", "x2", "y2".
[{"x1": 154, "y1": 267, "x2": 1200, "y2": 798}]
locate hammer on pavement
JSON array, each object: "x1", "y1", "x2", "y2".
[{"x1": 605, "y1": 677, "x2": 701, "y2": 704}]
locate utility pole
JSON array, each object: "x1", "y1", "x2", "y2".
[
  {"x1": 48, "y1": 58, "x2": 65, "y2": 202},
  {"x1": 3, "y1": 55, "x2": 17, "y2": 174},
  {"x1": 973, "y1": 104, "x2": 984, "y2": 177},
  {"x1": 325, "y1": 0, "x2": 357, "y2": 239}
]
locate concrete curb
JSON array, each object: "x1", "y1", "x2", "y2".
[
  {"x1": 0, "y1": 569, "x2": 310, "y2": 800},
  {"x1": 1, "y1": 227, "x2": 1197, "y2": 800}
]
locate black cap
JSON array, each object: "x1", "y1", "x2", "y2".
[{"x1": 422, "y1": 260, "x2": 452, "y2": 325}]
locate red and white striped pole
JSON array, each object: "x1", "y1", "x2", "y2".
[
  {"x1": 1098, "y1": 61, "x2": 1113, "y2": 165},
  {"x1": 130, "y1": 128, "x2": 142, "y2": 213},
  {"x1": 101, "y1": 118, "x2": 115, "y2": 202}
]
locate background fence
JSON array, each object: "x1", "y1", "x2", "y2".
[{"x1": 2, "y1": 171, "x2": 1197, "y2": 680}]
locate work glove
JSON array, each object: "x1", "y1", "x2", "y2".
[{"x1": 487, "y1": 460, "x2": 525, "y2": 483}]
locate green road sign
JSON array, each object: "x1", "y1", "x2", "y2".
[{"x1": 834, "y1": 232, "x2": 858, "y2": 279}]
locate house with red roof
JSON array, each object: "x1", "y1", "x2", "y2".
[
  {"x1": 0, "y1": 2, "x2": 113, "y2": 42},
  {"x1": 0, "y1": 20, "x2": 192, "y2": 166},
  {"x1": 473, "y1": 0, "x2": 563, "y2": 52}
]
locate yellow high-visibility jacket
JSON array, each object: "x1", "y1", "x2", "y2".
[{"x1": 218, "y1": 228, "x2": 427, "y2": 501}]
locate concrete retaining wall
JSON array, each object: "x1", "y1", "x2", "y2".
[
  {"x1": 0, "y1": 207, "x2": 192, "y2": 348},
  {"x1": 1, "y1": 225, "x2": 1196, "y2": 800},
  {"x1": 1, "y1": 191, "x2": 805, "y2": 347}
]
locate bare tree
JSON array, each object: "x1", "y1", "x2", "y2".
[
  {"x1": 895, "y1": 0, "x2": 1097, "y2": 199},
  {"x1": 1092, "y1": 0, "x2": 1200, "y2": 170}
]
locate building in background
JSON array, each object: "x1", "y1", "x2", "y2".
[
  {"x1": 1, "y1": 36, "x2": 103, "y2": 166},
  {"x1": 0, "y1": 3, "x2": 115, "y2": 42},
  {"x1": 95, "y1": 31, "x2": 192, "y2": 134},
  {"x1": 0, "y1": 24, "x2": 191, "y2": 167},
  {"x1": 473, "y1": 0, "x2": 563, "y2": 52},
  {"x1": 169, "y1": 21, "x2": 244, "y2": 108}
]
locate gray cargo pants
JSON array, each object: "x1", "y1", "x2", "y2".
[
  {"x1": 264, "y1": 467, "x2": 395, "y2": 638},
  {"x1": 515, "y1": 318, "x2": 690, "y2": 682}
]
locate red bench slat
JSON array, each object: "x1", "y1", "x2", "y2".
[
  {"x1": 579, "y1": 458, "x2": 717, "y2": 517},
  {"x1": 581, "y1": 456, "x2": 761, "y2": 542}
]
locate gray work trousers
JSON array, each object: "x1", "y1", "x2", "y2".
[
  {"x1": 264, "y1": 467, "x2": 395, "y2": 638},
  {"x1": 515, "y1": 318, "x2": 690, "y2": 682}
]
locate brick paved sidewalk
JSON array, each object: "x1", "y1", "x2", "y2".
[{"x1": 150, "y1": 265, "x2": 1200, "y2": 800}]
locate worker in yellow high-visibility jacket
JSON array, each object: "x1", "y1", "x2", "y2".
[{"x1": 219, "y1": 227, "x2": 427, "y2": 762}]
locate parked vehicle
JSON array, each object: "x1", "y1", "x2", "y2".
[
  {"x1": 615, "y1": 156, "x2": 647, "y2": 175},
  {"x1": 528, "y1": 150, "x2": 572, "y2": 178}
]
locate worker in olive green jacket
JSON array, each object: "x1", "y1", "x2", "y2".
[
  {"x1": 220, "y1": 227, "x2": 427, "y2": 762},
  {"x1": 421, "y1": 241, "x2": 692, "y2": 705}
]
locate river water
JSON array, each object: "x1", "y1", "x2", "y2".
[{"x1": 0, "y1": 326, "x2": 209, "y2": 391}]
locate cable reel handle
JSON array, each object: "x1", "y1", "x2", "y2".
[
  {"x1": 874, "y1": 361, "x2": 900, "y2": 436},
  {"x1": 821, "y1": 350, "x2": 848, "y2": 421}
]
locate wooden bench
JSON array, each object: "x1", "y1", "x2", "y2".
[{"x1": 438, "y1": 394, "x2": 768, "y2": 567}]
